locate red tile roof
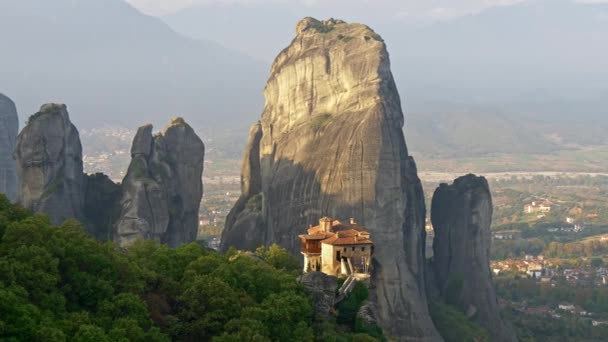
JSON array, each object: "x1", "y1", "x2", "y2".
[
  {"x1": 322, "y1": 235, "x2": 373, "y2": 246},
  {"x1": 299, "y1": 218, "x2": 373, "y2": 246}
]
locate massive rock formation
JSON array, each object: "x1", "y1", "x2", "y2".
[
  {"x1": 0, "y1": 94, "x2": 19, "y2": 201},
  {"x1": 14, "y1": 104, "x2": 85, "y2": 225},
  {"x1": 221, "y1": 17, "x2": 441, "y2": 340},
  {"x1": 431, "y1": 174, "x2": 517, "y2": 342},
  {"x1": 115, "y1": 118, "x2": 205, "y2": 248},
  {"x1": 14, "y1": 104, "x2": 204, "y2": 247},
  {"x1": 14, "y1": 103, "x2": 123, "y2": 236}
]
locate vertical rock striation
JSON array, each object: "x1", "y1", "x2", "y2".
[
  {"x1": 221, "y1": 17, "x2": 441, "y2": 340},
  {"x1": 0, "y1": 94, "x2": 19, "y2": 201},
  {"x1": 14, "y1": 104, "x2": 85, "y2": 225},
  {"x1": 115, "y1": 118, "x2": 205, "y2": 247},
  {"x1": 431, "y1": 174, "x2": 517, "y2": 342}
]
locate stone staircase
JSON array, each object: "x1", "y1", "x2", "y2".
[{"x1": 336, "y1": 274, "x2": 357, "y2": 303}]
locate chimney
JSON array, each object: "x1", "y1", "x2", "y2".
[
  {"x1": 350, "y1": 218, "x2": 356, "y2": 225},
  {"x1": 320, "y1": 217, "x2": 332, "y2": 232}
]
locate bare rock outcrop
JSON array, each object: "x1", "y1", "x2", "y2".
[
  {"x1": 0, "y1": 94, "x2": 18, "y2": 201},
  {"x1": 221, "y1": 17, "x2": 441, "y2": 341},
  {"x1": 14, "y1": 104, "x2": 85, "y2": 225},
  {"x1": 431, "y1": 174, "x2": 517, "y2": 342},
  {"x1": 115, "y1": 118, "x2": 204, "y2": 247},
  {"x1": 299, "y1": 271, "x2": 338, "y2": 320}
]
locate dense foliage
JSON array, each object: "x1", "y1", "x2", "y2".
[
  {"x1": 496, "y1": 274, "x2": 608, "y2": 341},
  {"x1": 505, "y1": 311, "x2": 608, "y2": 342},
  {"x1": 0, "y1": 196, "x2": 380, "y2": 341},
  {"x1": 544, "y1": 240, "x2": 608, "y2": 259},
  {"x1": 492, "y1": 234, "x2": 608, "y2": 260},
  {"x1": 428, "y1": 301, "x2": 489, "y2": 342},
  {"x1": 495, "y1": 276, "x2": 608, "y2": 315}
]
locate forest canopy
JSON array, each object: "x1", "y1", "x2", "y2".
[{"x1": 0, "y1": 195, "x2": 379, "y2": 341}]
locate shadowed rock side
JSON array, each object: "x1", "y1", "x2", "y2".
[
  {"x1": 115, "y1": 118, "x2": 204, "y2": 248},
  {"x1": 431, "y1": 174, "x2": 517, "y2": 342},
  {"x1": 0, "y1": 94, "x2": 18, "y2": 201},
  {"x1": 83, "y1": 173, "x2": 121, "y2": 240},
  {"x1": 221, "y1": 17, "x2": 442, "y2": 340},
  {"x1": 222, "y1": 122, "x2": 266, "y2": 251},
  {"x1": 14, "y1": 104, "x2": 85, "y2": 225}
]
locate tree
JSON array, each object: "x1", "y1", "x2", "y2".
[
  {"x1": 72, "y1": 325, "x2": 110, "y2": 342},
  {"x1": 257, "y1": 291, "x2": 314, "y2": 341},
  {"x1": 255, "y1": 244, "x2": 301, "y2": 275},
  {"x1": 177, "y1": 275, "x2": 241, "y2": 340},
  {"x1": 591, "y1": 258, "x2": 604, "y2": 268}
]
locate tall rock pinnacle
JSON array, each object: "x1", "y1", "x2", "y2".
[
  {"x1": 221, "y1": 17, "x2": 441, "y2": 340},
  {"x1": 14, "y1": 104, "x2": 85, "y2": 225},
  {"x1": 431, "y1": 174, "x2": 517, "y2": 342},
  {"x1": 0, "y1": 94, "x2": 19, "y2": 201},
  {"x1": 115, "y1": 118, "x2": 205, "y2": 248}
]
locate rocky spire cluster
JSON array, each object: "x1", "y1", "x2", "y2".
[
  {"x1": 14, "y1": 104, "x2": 204, "y2": 248},
  {"x1": 115, "y1": 118, "x2": 205, "y2": 247}
]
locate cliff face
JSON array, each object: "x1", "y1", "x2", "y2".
[
  {"x1": 115, "y1": 118, "x2": 205, "y2": 247},
  {"x1": 431, "y1": 174, "x2": 517, "y2": 342},
  {"x1": 14, "y1": 104, "x2": 85, "y2": 225},
  {"x1": 221, "y1": 18, "x2": 441, "y2": 340},
  {"x1": 0, "y1": 94, "x2": 19, "y2": 201}
]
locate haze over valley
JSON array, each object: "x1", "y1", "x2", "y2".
[{"x1": 2, "y1": 0, "x2": 608, "y2": 172}]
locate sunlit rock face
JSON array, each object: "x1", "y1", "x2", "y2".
[
  {"x1": 15, "y1": 104, "x2": 85, "y2": 225},
  {"x1": 222, "y1": 17, "x2": 442, "y2": 341},
  {"x1": 115, "y1": 118, "x2": 205, "y2": 248},
  {"x1": 431, "y1": 174, "x2": 517, "y2": 342},
  {"x1": 0, "y1": 94, "x2": 18, "y2": 202}
]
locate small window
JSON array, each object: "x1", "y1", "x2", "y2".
[
  {"x1": 361, "y1": 247, "x2": 365, "y2": 251},
  {"x1": 352, "y1": 247, "x2": 355, "y2": 251},
  {"x1": 344, "y1": 247, "x2": 347, "y2": 252}
]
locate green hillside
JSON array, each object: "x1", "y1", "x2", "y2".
[{"x1": 0, "y1": 196, "x2": 381, "y2": 341}]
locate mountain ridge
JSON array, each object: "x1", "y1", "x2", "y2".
[{"x1": 0, "y1": 0, "x2": 266, "y2": 130}]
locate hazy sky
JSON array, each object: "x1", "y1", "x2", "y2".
[{"x1": 126, "y1": 0, "x2": 529, "y2": 18}]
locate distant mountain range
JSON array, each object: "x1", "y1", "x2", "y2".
[
  {"x1": 162, "y1": 0, "x2": 608, "y2": 156},
  {"x1": 0, "y1": 0, "x2": 266, "y2": 129},
  {"x1": 1, "y1": 0, "x2": 607, "y2": 158}
]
